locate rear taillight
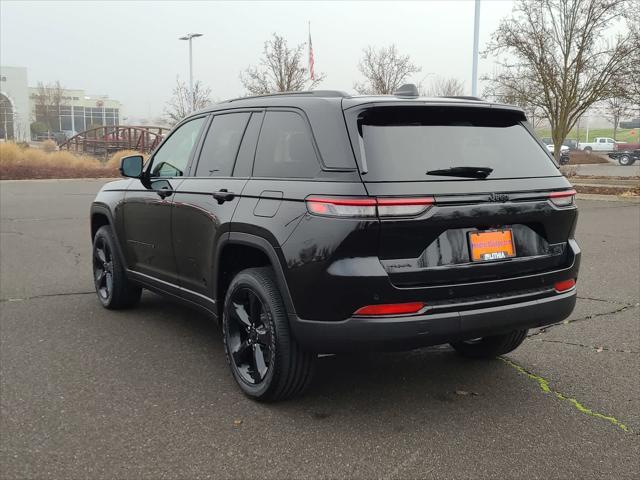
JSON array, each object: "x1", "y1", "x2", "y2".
[
  {"x1": 305, "y1": 197, "x2": 377, "y2": 217},
  {"x1": 554, "y1": 278, "x2": 576, "y2": 292},
  {"x1": 306, "y1": 196, "x2": 434, "y2": 218},
  {"x1": 549, "y1": 189, "x2": 576, "y2": 207},
  {"x1": 354, "y1": 302, "x2": 427, "y2": 316}
]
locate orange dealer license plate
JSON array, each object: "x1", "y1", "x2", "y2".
[{"x1": 468, "y1": 229, "x2": 516, "y2": 262}]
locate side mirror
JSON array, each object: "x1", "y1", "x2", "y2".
[{"x1": 120, "y1": 155, "x2": 144, "y2": 178}]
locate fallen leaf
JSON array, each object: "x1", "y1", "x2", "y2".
[{"x1": 233, "y1": 419, "x2": 242, "y2": 426}]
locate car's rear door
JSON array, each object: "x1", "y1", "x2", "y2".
[
  {"x1": 171, "y1": 110, "x2": 260, "y2": 301},
  {"x1": 345, "y1": 104, "x2": 578, "y2": 295}
]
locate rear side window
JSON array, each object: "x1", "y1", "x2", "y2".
[
  {"x1": 196, "y1": 112, "x2": 250, "y2": 177},
  {"x1": 253, "y1": 111, "x2": 320, "y2": 178},
  {"x1": 352, "y1": 106, "x2": 559, "y2": 181}
]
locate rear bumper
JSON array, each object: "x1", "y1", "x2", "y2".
[{"x1": 290, "y1": 288, "x2": 576, "y2": 353}]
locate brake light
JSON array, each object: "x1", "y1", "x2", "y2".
[
  {"x1": 549, "y1": 189, "x2": 576, "y2": 207},
  {"x1": 306, "y1": 196, "x2": 434, "y2": 217},
  {"x1": 554, "y1": 279, "x2": 576, "y2": 292},
  {"x1": 354, "y1": 302, "x2": 427, "y2": 316},
  {"x1": 305, "y1": 196, "x2": 377, "y2": 217}
]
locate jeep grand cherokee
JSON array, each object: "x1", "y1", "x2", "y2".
[{"x1": 90, "y1": 86, "x2": 579, "y2": 401}]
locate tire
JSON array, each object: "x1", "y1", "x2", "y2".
[
  {"x1": 92, "y1": 225, "x2": 142, "y2": 309},
  {"x1": 584, "y1": 146, "x2": 592, "y2": 153},
  {"x1": 618, "y1": 154, "x2": 632, "y2": 166},
  {"x1": 450, "y1": 329, "x2": 528, "y2": 359},
  {"x1": 222, "y1": 267, "x2": 315, "y2": 402}
]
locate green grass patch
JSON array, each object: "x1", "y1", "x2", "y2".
[{"x1": 534, "y1": 127, "x2": 639, "y2": 143}]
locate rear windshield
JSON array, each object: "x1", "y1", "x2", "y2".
[{"x1": 352, "y1": 106, "x2": 559, "y2": 181}]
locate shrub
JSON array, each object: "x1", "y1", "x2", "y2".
[
  {"x1": 30, "y1": 121, "x2": 48, "y2": 137},
  {"x1": 0, "y1": 142, "x2": 119, "y2": 180},
  {"x1": 106, "y1": 149, "x2": 146, "y2": 169}
]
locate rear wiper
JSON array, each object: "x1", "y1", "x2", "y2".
[{"x1": 426, "y1": 166, "x2": 493, "y2": 179}]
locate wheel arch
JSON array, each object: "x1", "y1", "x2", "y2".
[
  {"x1": 215, "y1": 233, "x2": 296, "y2": 319},
  {"x1": 90, "y1": 204, "x2": 128, "y2": 269}
]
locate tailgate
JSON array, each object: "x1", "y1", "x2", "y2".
[{"x1": 365, "y1": 178, "x2": 577, "y2": 287}]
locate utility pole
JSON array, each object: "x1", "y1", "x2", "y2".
[
  {"x1": 471, "y1": 0, "x2": 481, "y2": 97},
  {"x1": 179, "y1": 33, "x2": 203, "y2": 112}
]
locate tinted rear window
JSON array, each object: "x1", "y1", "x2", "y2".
[{"x1": 353, "y1": 107, "x2": 559, "y2": 181}]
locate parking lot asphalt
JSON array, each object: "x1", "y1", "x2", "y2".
[{"x1": 1, "y1": 179, "x2": 639, "y2": 479}]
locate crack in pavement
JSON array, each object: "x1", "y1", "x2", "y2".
[
  {"x1": 1, "y1": 229, "x2": 84, "y2": 266},
  {"x1": 528, "y1": 303, "x2": 638, "y2": 338},
  {"x1": 0, "y1": 291, "x2": 95, "y2": 303},
  {"x1": 500, "y1": 357, "x2": 631, "y2": 433},
  {"x1": 577, "y1": 295, "x2": 629, "y2": 305},
  {"x1": 531, "y1": 338, "x2": 639, "y2": 354}
]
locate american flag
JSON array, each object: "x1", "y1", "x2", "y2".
[{"x1": 308, "y1": 23, "x2": 315, "y2": 81}]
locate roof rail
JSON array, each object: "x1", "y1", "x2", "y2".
[
  {"x1": 441, "y1": 95, "x2": 484, "y2": 101},
  {"x1": 222, "y1": 90, "x2": 349, "y2": 103}
]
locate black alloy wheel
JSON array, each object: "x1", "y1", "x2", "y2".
[
  {"x1": 222, "y1": 267, "x2": 315, "y2": 401},
  {"x1": 92, "y1": 225, "x2": 142, "y2": 309},
  {"x1": 93, "y1": 235, "x2": 114, "y2": 302},
  {"x1": 226, "y1": 287, "x2": 273, "y2": 385}
]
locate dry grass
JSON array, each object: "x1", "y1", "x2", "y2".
[
  {"x1": 566, "y1": 151, "x2": 610, "y2": 165},
  {"x1": 0, "y1": 142, "x2": 118, "y2": 180},
  {"x1": 106, "y1": 150, "x2": 147, "y2": 169},
  {"x1": 41, "y1": 139, "x2": 58, "y2": 153}
]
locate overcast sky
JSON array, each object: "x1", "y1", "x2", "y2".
[{"x1": 1, "y1": 0, "x2": 516, "y2": 120}]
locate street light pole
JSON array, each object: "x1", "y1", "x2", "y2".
[
  {"x1": 471, "y1": 0, "x2": 481, "y2": 97},
  {"x1": 179, "y1": 33, "x2": 203, "y2": 112}
]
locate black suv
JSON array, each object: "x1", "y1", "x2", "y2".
[{"x1": 90, "y1": 88, "x2": 580, "y2": 401}]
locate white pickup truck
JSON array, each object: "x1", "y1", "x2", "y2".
[{"x1": 578, "y1": 137, "x2": 617, "y2": 152}]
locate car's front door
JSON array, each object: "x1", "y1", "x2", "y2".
[
  {"x1": 122, "y1": 116, "x2": 206, "y2": 284},
  {"x1": 171, "y1": 110, "x2": 262, "y2": 300}
]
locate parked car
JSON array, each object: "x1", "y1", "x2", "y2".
[
  {"x1": 541, "y1": 137, "x2": 570, "y2": 154},
  {"x1": 578, "y1": 137, "x2": 617, "y2": 152},
  {"x1": 90, "y1": 87, "x2": 580, "y2": 401}
]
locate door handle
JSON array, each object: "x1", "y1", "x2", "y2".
[
  {"x1": 212, "y1": 189, "x2": 236, "y2": 204},
  {"x1": 157, "y1": 188, "x2": 173, "y2": 199}
]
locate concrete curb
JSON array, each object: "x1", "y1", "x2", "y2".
[{"x1": 577, "y1": 193, "x2": 640, "y2": 203}]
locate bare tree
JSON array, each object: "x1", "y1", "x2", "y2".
[
  {"x1": 163, "y1": 77, "x2": 212, "y2": 126},
  {"x1": 423, "y1": 76, "x2": 465, "y2": 97},
  {"x1": 483, "y1": 0, "x2": 637, "y2": 160},
  {"x1": 32, "y1": 81, "x2": 66, "y2": 135},
  {"x1": 626, "y1": 2, "x2": 640, "y2": 121},
  {"x1": 241, "y1": 34, "x2": 324, "y2": 95},
  {"x1": 483, "y1": 73, "x2": 547, "y2": 128},
  {"x1": 354, "y1": 45, "x2": 421, "y2": 95},
  {"x1": 627, "y1": 1, "x2": 640, "y2": 104},
  {"x1": 604, "y1": 96, "x2": 634, "y2": 140}
]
